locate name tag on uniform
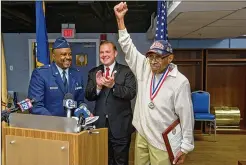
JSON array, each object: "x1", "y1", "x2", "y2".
[
  {"x1": 50, "y1": 86, "x2": 58, "y2": 90},
  {"x1": 75, "y1": 86, "x2": 82, "y2": 90}
]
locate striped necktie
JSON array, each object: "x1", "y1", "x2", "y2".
[{"x1": 62, "y1": 70, "x2": 68, "y2": 93}]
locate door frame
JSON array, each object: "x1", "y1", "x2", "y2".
[{"x1": 28, "y1": 39, "x2": 100, "y2": 79}]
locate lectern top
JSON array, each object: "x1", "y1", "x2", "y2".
[{"x1": 9, "y1": 113, "x2": 78, "y2": 133}]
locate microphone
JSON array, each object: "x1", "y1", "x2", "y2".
[
  {"x1": 74, "y1": 103, "x2": 93, "y2": 118},
  {"x1": 1, "y1": 98, "x2": 35, "y2": 122},
  {"x1": 1, "y1": 98, "x2": 35, "y2": 114},
  {"x1": 74, "y1": 103, "x2": 99, "y2": 126},
  {"x1": 63, "y1": 93, "x2": 77, "y2": 118},
  {"x1": 77, "y1": 113, "x2": 86, "y2": 132},
  {"x1": 17, "y1": 98, "x2": 35, "y2": 112},
  {"x1": 78, "y1": 113, "x2": 86, "y2": 126}
]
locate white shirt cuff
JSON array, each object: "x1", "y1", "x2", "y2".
[
  {"x1": 181, "y1": 141, "x2": 194, "y2": 154},
  {"x1": 96, "y1": 89, "x2": 101, "y2": 95}
]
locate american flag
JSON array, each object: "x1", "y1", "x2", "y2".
[{"x1": 155, "y1": 0, "x2": 168, "y2": 41}]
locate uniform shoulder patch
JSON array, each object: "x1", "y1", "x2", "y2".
[
  {"x1": 37, "y1": 64, "x2": 51, "y2": 70},
  {"x1": 70, "y1": 67, "x2": 80, "y2": 72}
]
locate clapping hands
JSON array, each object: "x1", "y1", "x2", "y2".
[{"x1": 96, "y1": 70, "x2": 116, "y2": 89}]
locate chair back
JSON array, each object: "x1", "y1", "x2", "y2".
[{"x1": 191, "y1": 91, "x2": 210, "y2": 113}]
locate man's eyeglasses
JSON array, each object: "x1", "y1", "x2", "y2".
[{"x1": 148, "y1": 55, "x2": 169, "y2": 62}]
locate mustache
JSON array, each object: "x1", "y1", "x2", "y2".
[
  {"x1": 62, "y1": 58, "x2": 72, "y2": 62},
  {"x1": 150, "y1": 63, "x2": 160, "y2": 67}
]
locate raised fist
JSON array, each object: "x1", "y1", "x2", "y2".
[{"x1": 114, "y1": 2, "x2": 128, "y2": 20}]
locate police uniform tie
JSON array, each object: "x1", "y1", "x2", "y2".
[{"x1": 62, "y1": 70, "x2": 68, "y2": 93}]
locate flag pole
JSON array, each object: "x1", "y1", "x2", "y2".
[{"x1": 1, "y1": 34, "x2": 8, "y2": 111}]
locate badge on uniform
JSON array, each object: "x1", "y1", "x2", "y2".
[
  {"x1": 50, "y1": 87, "x2": 58, "y2": 90},
  {"x1": 75, "y1": 86, "x2": 82, "y2": 90}
]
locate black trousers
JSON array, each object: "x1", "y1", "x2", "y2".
[{"x1": 105, "y1": 119, "x2": 131, "y2": 165}]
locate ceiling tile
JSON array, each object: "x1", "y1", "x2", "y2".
[
  {"x1": 208, "y1": 19, "x2": 246, "y2": 27},
  {"x1": 223, "y1": 8, "x2": 246, "y2": 20},
  {"x1": 176, "y1": 1, "x2": 246, "y2": 12},
  {"x1": 183, "y1": 26, "x2": 246, "y2": 38},
  {"x1": 169, "y1": 19, "x2": 212, "y2": 26},
  {"x1": 166, "y1": 1, "x2": 246, "y2": 38},
  {"x1": 174, "y1": 11, "x2": 233, "y2": 20}
]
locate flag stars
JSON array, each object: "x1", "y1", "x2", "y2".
[{"x1": 155, "y1": 0, "x2": 168, "y2": 41}]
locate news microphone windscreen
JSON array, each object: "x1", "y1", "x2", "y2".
[
  {"x1": 17, "y1": 99, "x2": 33, "y2": 112},
  {"x1": 64, "y1": 93, "x2": 73, "y2": 100},
  {"x1": 74, "y1": 107, "x2": 89, "y2": 118},
  {"x1": 74, "y1": 103, "x2": 94, "y2": 118},
  {"x1": 63, "y1": 93, "x2": 77, "y2": 109}
]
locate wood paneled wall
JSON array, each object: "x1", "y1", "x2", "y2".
[
  {"x1": 173, "y1": 49, "x2": 203, "y2": 91},
  {"x1": 206, "y1": 49, "x2": 246, "y2": 128},
  {"x1": 173, "y1": 49, "x2": 246, "y2": 129}
]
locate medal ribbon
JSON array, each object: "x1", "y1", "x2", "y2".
[{"x1": 150, "y1": 67, "x2": 170, "y2": 101}]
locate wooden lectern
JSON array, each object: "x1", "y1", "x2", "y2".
[{"x1": 1, "y1": 114, "x2": 108, "y2": 165}]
